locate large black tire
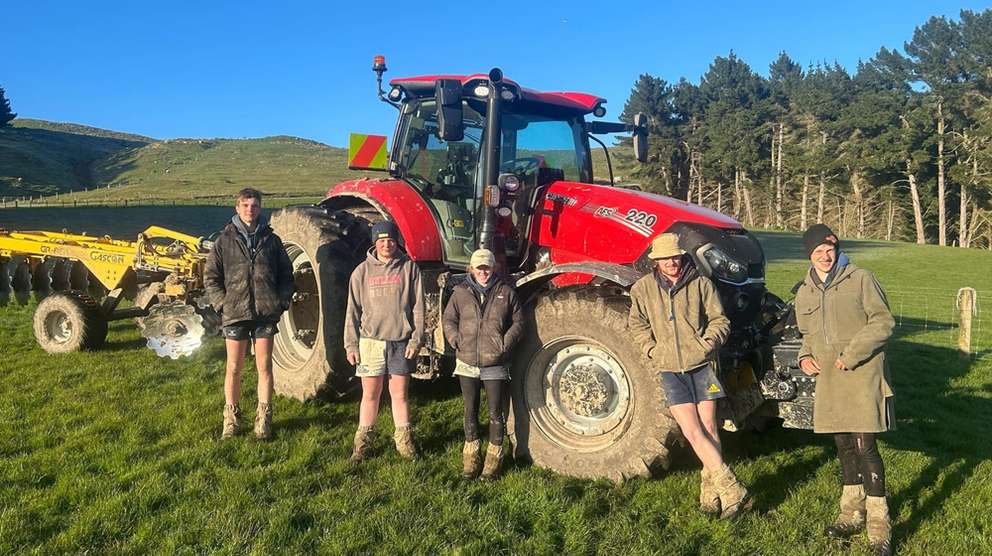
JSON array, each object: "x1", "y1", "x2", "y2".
[
  {"x1": 510, "y1": 288, "x2": 680, "y2": 482},
  {"x1": 32, "y1": 292, "x2": 108, "y2": 353},
  {"x1": 269, "y1": 206, "x2": 375, "y2": 400}
]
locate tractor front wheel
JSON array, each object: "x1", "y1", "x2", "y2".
[{"x1": 511, "y1": 288, "x2": 679, "y2": 482}]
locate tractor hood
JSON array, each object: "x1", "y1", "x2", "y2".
[{"x1": 530, "y1": 180, "x2": 746, "y2": 269}]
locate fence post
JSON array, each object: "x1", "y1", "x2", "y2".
[{"x1": 957, "y1": 287, "x2": 976, "y2": 357}]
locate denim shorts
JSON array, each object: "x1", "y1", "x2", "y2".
[
  {"x1": 222, "y1": 320, "x2": 278, "y2": 341},
  {"x1": 355, "y1": 337, "x2": 414, "y2": 377},
  {"x1": 660, "y1": 363, "x2": 726, "y2": 407}
]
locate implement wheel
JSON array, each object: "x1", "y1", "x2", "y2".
[
  {"x1": 32, "y1": 292, "x2": 108, "y2": 353},
  {"x1": 511, "y1": 288, "x2": 679, "y2": 482},
  {"x1": 269, "y1": 206, "x2": 374, "y2": 400}
]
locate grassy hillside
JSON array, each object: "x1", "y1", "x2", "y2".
[
  {"x1": 75, "y1": 136, "x2": 364, "y2": 203},
  {"x1": 1, "y1": 225, "x2": 990, "y2": 553},
  {"x1": 0, "y1": 120, "x2": 149, "y2": 197},
  {"x1": 0, "y1": 119, "x2": 368, "y2": 203},
  {"x1": 1, "y1": 118, "x2": 639, "y2": 205}
]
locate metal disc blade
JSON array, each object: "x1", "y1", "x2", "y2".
[
  {"x1": 51, "y1": 259, "x2": 72, "y2": 291},
  {"x1": 31, "y1": 260, "x2": 54, "y2": 300},
  {"x1": 12, "y1": 262, "x2": 32, "y2": 305},
  {"x1": 139, "y1": 302, "x2": 206, "y2": 359},
  {"x1": 0, "y1": 259, "x2": 10, "y2": 305},
  {"x1": 69, "y1": 261, "x2": 90, "y2": 291}
]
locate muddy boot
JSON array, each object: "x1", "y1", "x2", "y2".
[
  {"x1": 462, "y1": 439, "x2": 482, "y2": 479},
  {"x1": 394, "y1": 425, "x2": 418, "y2": 460},
  {"x1": 825, "y1": 484, "x2": 866, "y2": 539},
  {"x1": 350, "y1": 425, "x2": 375, "y2": 464},
  {"x1": 221, "y1": 404, "x2": 241, "y2": 439},
  {"x1": 254, "y1": 402, "x2": 273, "y2": 440},
  {"x1": 866, "y1": 495, "x2": 892, "y2": 556},
  {"x1": 480, "y1": 443, "x2": 505, "y2": 481},
  {"x1": 712, "y1": 463, "x2": 753, "y2": 520},
  {"x1": 699, "y1": 468, "x2": 721, "y2": 516}
]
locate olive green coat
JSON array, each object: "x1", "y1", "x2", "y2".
[
  {"x1": 795, "y1": 263, "x2": 895, "y2": 433},
  {"x1": 628, "y1": 270, "x2": 730, "y2": 373}
]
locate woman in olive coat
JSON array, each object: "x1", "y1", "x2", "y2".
[{"x1": 795, "y1": 224, "x2": 895, "y2": 556}]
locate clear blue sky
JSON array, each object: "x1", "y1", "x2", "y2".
[{"x1": 3, "y1": 0, "x2": 989, "y2": 147}]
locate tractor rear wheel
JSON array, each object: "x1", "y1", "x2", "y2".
[
  {"x1": 510, "y1": 288, "x2": 679, "y2": 482},
  {"x1": 269, "y1": 206, "x2": 373, "y2": 400},
  {"x1": 32, "y1": 292, "x2": 108, "y2": 353}
]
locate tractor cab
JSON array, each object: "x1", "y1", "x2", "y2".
[{"x1": 368, "y1": 60, "x2": 646, "y2": 268}]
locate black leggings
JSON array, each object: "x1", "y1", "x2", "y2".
[
  {"x1": 459, "y1": 376, "x2": 508, "y2": 446},
  {"x1": 834, "y1": 433, "x2": 886, "y2": 497}
]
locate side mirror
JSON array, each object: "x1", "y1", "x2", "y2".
[
  {"x1": 436, "y1": 79, "x2": 464, "y2": 142},
  {"x1": 633, "y1": 112, "x2": 648, "y2": 163}
]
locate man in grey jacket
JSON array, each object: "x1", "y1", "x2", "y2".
[
  {"x1": 344, "y1": 220, "x2": 425, "y2": 463},
  {"x1": 204, "y1": 187, "x2": 293, "y2": 441}
]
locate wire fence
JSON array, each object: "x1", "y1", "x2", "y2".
[{"x1": 886, "y1": 286, "x2": 989, "y2": 358}]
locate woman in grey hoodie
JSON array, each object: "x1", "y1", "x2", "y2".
[{"x1": 344, "y1": 221, "x2": 424, "y2": 463}]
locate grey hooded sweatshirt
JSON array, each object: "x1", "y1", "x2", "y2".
[{"x1": 344, "y1": 248, "x2": 425, "y2": 354}]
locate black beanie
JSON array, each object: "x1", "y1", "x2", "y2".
[
  {"x1": 370, "y1": 220, "x2": 399, "y2": 241},
  {"x1": 802, "y1": 223, "x2": 840, "y2": 258}
]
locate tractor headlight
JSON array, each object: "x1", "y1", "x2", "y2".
[
  {"x1": 500, "y1": 174, "x2": 521, "y2": 192},
  {"x1": 701, "y1": 246, "x2": 749, "y2": 284}
]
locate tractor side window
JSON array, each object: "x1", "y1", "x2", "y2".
[{"x1": 398, "y1": 100, "x2": 485, "y2": 264}]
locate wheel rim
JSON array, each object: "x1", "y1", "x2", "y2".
[
  {"x1": 273, "y1": 242, "x2": 319, "y2": 369},
  {"x1": 525, "y1": 338, "x2": 633, "y2": 452},
  {"x1": 44, "y1": 310, "x2": 73, "y2": 344}
]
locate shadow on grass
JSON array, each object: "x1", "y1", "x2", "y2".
[{"x1": 880, "y1": 334, "x2": 991, "y2": 544}]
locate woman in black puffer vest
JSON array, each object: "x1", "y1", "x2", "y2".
[{"x1": 442, "y1": 249, "x2": 523, "y2": 480}]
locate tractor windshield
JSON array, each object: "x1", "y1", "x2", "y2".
[
  {"x1": 499, "y1": 111, "x2": 590, "y2": 183},
  {"x1": 394, "y1": 97, "x2": 591, "y2": 264}
]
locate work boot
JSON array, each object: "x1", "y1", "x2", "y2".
[
  {"x1": 394, "y1": 425, "x2": 418, "y2": 459},
  {"x1": 221, "y1": 404, "x2": 241, "y2": 439},
  {"x1": 254, "y1": 402, "x2": 273, "y2": 440},
  {"x1": 699, "y1": 468, "x2": 721, "y2": 516},
  {"x1": 825, "y1": 484, "x2": 866, "y2": 539},
  {"x1": 479, "y1": 443, "x2": 505, "y2": 481},
  {"x1": 462, "y1": 439, "x2": 482, "y2": 479},
  {"x1": 866, "y1": 495, "x2": 892, "y2": 556},
  {"x1": 350, "y1": 425, "x2": 375, "y2": 464},
  {"x1": 712, "y1": 463, "x2": 753, "y2": 519}
]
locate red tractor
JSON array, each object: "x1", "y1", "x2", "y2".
[{"x1": 269, "y1": 59, "x2": 808, "y2": 481}]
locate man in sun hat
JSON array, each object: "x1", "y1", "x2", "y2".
[{"x1": 629, "y1": 232, "x2": 750, "y2": 519}]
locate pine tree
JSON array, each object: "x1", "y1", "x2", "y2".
[{"x1": 0, "y1": 86, "x2": 16, "y2": 127}]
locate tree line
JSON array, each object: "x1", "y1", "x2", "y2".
[
  {"x1": 621, "y1": 9, "x2": 992, "y2": 249},
  {"x1": 0, "y1": 85, "x2": 16, "y2": 127}
]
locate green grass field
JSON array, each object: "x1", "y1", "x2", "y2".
[{"x1": 2, "y1": 221, "x2": 991, "y2": 554}]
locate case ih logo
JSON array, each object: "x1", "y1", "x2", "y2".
[{"x1": 546, "y1": 192, "x2": 578, "y2": 207}]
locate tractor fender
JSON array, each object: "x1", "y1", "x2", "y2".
[
  {"x1": 322, "y1": 178, "x2": 444, "y2": 262},
  {"x1": 514, "y1": 262, "x2": 643, "y2": 302}
]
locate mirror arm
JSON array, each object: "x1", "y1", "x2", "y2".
[{"x1": 587, "y1": 133, "x2": 614, "y2": 186}]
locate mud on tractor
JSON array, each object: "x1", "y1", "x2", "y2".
[{"x1": 266, "y1": 59, "x2": 809, "y2": 481}]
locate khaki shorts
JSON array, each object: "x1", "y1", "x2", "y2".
[{"x1": 355, "y1": 337, "x2": 414, "y2": 377}]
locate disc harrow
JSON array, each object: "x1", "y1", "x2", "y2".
[{"x1": 1, "y1": 226, "x2": 219, "y2": 357}]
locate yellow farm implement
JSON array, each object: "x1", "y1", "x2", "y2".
[{"x1": 0, "y1": 226, "x2": 219, "y2": 358}]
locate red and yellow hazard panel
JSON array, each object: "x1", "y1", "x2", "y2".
[{"x1": 348, "y1": 133, "x2": 388, "y2": 170}]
